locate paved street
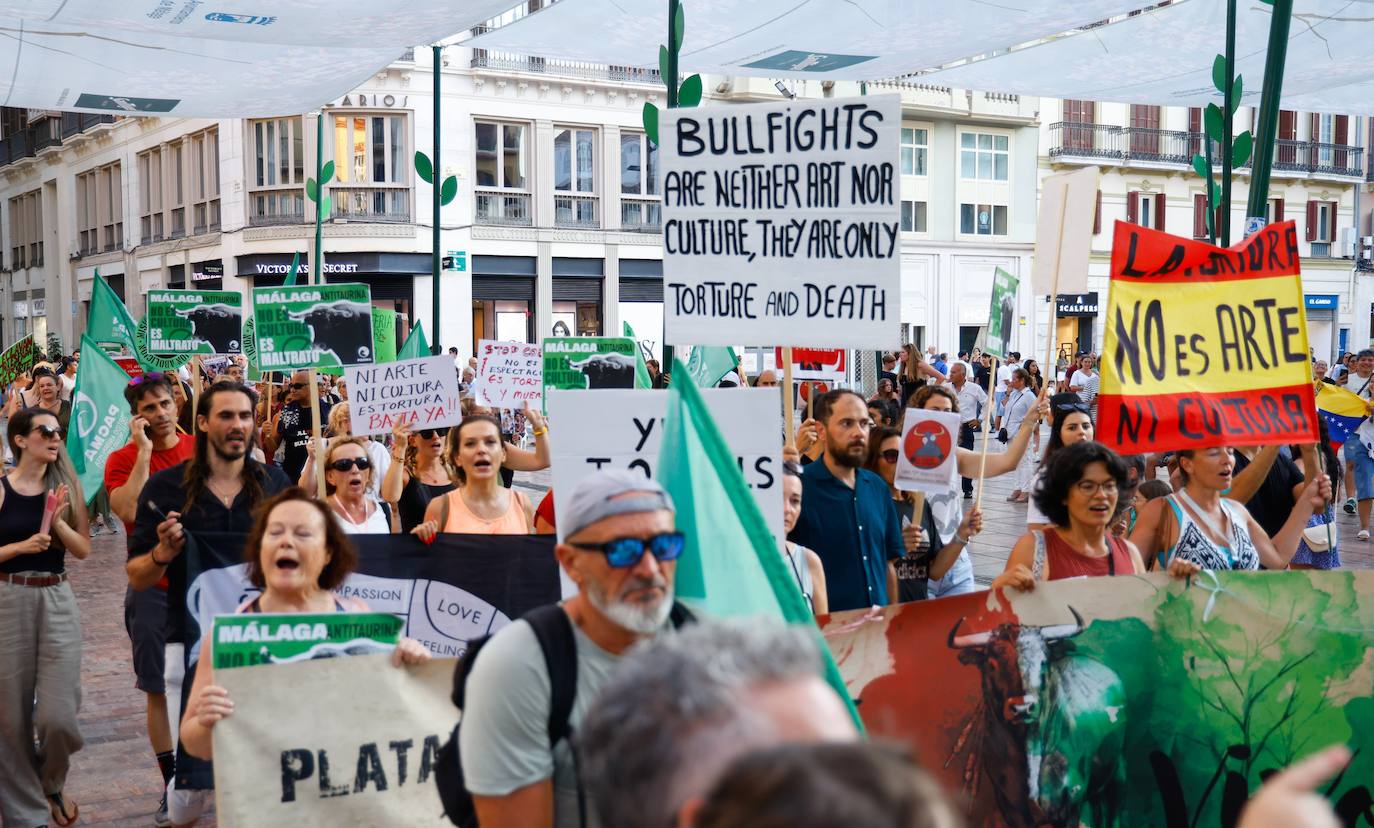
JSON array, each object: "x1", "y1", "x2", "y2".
[{"x1": 45, "y1": 437, "x2": 1374, "y2": 826}]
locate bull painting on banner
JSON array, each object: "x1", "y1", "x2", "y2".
[
  {"x1": 1098, "y1": 221, "x2": 1318, "y2": 453},
  {"x1": 145, "y1": 289, "x2": 245, "y2": 355},
  {"x1": 659, "y1": 95, "x2": 901, "y2": 348},
  {"x1": 823, "y1": 571, "x2": 1374, "y2": 828}
]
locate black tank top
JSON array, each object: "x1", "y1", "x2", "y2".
[
  {"x1": 398, "y1": 475, "x2": 455, "y2": 533},
  {"x1": 0, "y1": 476, "x2": 64, "y2": 574}
]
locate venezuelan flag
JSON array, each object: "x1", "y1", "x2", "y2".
[{"x1": 1314, "y1": 383, "x2": 1368, "y2": 449}]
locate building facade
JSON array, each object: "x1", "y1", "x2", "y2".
[{"x1": 1039, "y1": 99, "x2": 1367, "y2": 366}]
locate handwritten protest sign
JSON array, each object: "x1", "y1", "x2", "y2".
[
  {"x1": 0, "y1": 334, "x2": 33, "y2": 386},
  {"x1": 213, "y1": 655, "x2": 453, "y2": 828},
  {"x1": 659, "y1": 95, "x2": 900, "y2": 349},
  {"x1": 894, "y1": 409, "x2": 961, "y2": 494},
  {"x1": 252, "y1": 283, "x2": 374, "y2": 370},
  {"x1": 542, "y1": 337, "x2": 642, "y2": 400},
  {"x1": 474, "y1": 339, "x2": 542, "y2": 409},
  {"x1": 1099, "y1": 220, "x2": 1317, "y2": 453},
  {"x1": 145, "y1": 289, "x2": 244, "y2": 355},
  {"x1": 549, "y1": 388, "x2": 782, "y2": 543},
  {"x1": 211, "y1": 613, "x2": 402, "y2": 670},
  {"x1": 345, "y1": 355, "x2": 461, "y2": 436}
]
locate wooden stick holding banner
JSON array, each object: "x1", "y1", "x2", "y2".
[
  {"x1": 190, "y1": 356, "x2": 202, "y2": 436},
  {"x1": 1044, "y1": 191, "x2": 1068, "y2": 382},
  {"x1": 782, "y1": 347, "x2": 796, "y2": 446},
  {"x1": 309, "y1": 369, "x2": 326, "y2": 498},
  {"x1": 973, "y1": 361, "x2": 998, "y2": 513}
]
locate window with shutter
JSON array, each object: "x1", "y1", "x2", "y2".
[
  {"x1": 1329, "y1": 201, "x2": 1339, "y2": 242},
  {"x1": 1335, "y1": 115, "x2": 1350, "y2": 170},
  {"x1": 1129, "y1": 105, "x2": 1161, "y2": 157},
  {"x1": 1306, "y1": 200, "x2": 1318, "y2": 241},
  {"x1": 1193, "y1": 194, "x2": 1208, "y2": 239},
  {"x1": 1155, "y1": 193, "x2": 1166, "y2": 232},
  {"x1": 1126, "y1": 191, "x2": 1139, "y2": 225},
  {"x1": 1063, "y1": 100, "x2": 1095, "y2": 152},
  {"x1": 1188, "y1": 107, "x2": 1203, "y2": 156}
]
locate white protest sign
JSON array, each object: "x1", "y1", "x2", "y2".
[
  {"x1": 894, "y1": 408, "x2": 962, "y2": 494},
  {"x1": 1032, "y1": 166, "x2": 1099, "y2": 296},
  {"x1": 474, "y1": 339, "x2": 542, "y2": 410},
  {"x1": 660, "y1": 95, "x2": 901, "y2": 349},
  {"x1": 548, "y1": 388, "x2": 783, "y2": 543},
  {"x1": 345, "y1": 355, "x2": 462, "y2": 436},
  {"x1": 213, "y1": 654, "x2": 453, "y2": 828}
]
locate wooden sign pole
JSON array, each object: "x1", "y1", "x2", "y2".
[
  {"x1": 972, "y1": 361, "x2": 999, "y2": 513},
  {"x1": 782, "y1": 347, "x2": 796, "y2": 446},
  {"x1": 190, "y1": 356, "x2": 202, "y2": 436}
]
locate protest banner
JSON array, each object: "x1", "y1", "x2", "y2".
[
  {"x1": 548, "y1": 388, "x2": 782, "y2": 543},
  {"x1": 319, "y1": 307, "x2": 399, "y2": 377},
  {"x1": 114, "y1": 357, "x2": 143, "y2": 379},
  {"x1": 893, "y1": 408, "x2": 961, "y2": 494},
  {"x1": 0, "y1": 334, "x2": 33, "y2": 386},
  {"x1": 65, "y1": 334, "x2": 133, "y2": 502},
  {"x1": 1032, "y1": 166, "x2": 1098, "y2": 297},
  {"x1": 984, "y1": 268, "x2": 1019, "y2": 359},
  {"x1": 133, "y1": 317, "x2": 192, "y2": 372},
  {"x1": 211, "y1": 613, "x2": 402, "y2": 669},
  {"x1": 345, "y1": 354, "x2": 462, "y2": 436},
  {"x1": 823, "y1": 571, "x2": 1374, "y2": 828},
  {"x1": 474, "y1": 339, "x2": 542, "y2": 409},
  {"x1": 542, "y1": 337, "x2": 643, "y2": 400},
  {"x1": 1098, "y1": 220, "x2": 1317, "y2": 453},
  {"x1": 659, "y1": 95, "x2": 901, "y2": 349},
  {"x1": 776, "y1": 347, "x2": 845, "y2": 381},
  {"x1": 145, "y1": 289, "x2": 244, "y2": 355},
  {"x1": 252, "y1": 283, "x2": 375, "y2": 370},
  {"x1": 213, "y1": 655, "x2": 453, "y2": 828}
]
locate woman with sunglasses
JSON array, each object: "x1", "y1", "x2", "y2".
[
  {"x1": 382, "y1": 420, "x2": 456, "y2": 534},
  {"x1": 414, "y1": 415, "x2": 534, "y2": 540},
  {"x1": 5, "y1": 369, "x2": 71, "y2": 434},
  {"x1": 992, "y1": 442, "x2": 1198, "y2": 591},
  {"x1": 1130, "y1": 445, "x2": 1330, "y2": 572},
  {"x1": 0, "y1": 408, "x2": 91, "y2": 828},
  {"x1": 864, "y1": 426, "x2": 982, "y2": 601},
  {"x1": 324, "y1": 438, "x2": 395, "y2": 534},
  {"x1": 297, "y1": 402, "x2": 391, "y2": 498}
]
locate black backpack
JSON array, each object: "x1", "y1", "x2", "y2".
[{"x1": 435, "y1": 601, "x2": 696, "y2": 827}]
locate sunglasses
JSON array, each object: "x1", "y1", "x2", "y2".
[
  {"x1": 328, "y1": 457, "x2": 372, "y2": 472},
  {"x1": 1056, "y1": 402, "x2": 1090, "y2": 414},
  {"x1": 880, "y1": 449, "x2": 900, "y2": 464},
  {"x1": 415, "y1": 428, "x2": 440, "y2": 440},
  {"x1": 572, "y1": 531, "x2": 686, "y2": 568},
  {"x1": 290, "y1": 382, "x2": 307, "y2": 390},
  {"x1": 29, "y1": 423, "x2": 63, "y2": 440}
]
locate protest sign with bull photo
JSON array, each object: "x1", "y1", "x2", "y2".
[
  {"x1": 146, "y1": 289, "x2": 244, "y2": 355},
  {"x1": 345, "y1": 355, "x2": 462, "y2": 436},
  {"x1": 548, "y1": 388, "x2": 782, "y2": 543},
  {"x1": 542, "y1": 337, "x2": 645, "y2": 401},
  {"x1": 475, "y1": 339, "x2": 543, "y2": 409},
  {"x1": 0, "y1": 334, "x2": 34, "y2": 386},
  {"x1": 985, "y1": 268, "x2": 1019, "y2": 359},
  {"x1": 252, "y1": 283, "x2": 375, "y2": 370},
  {"x1": 893, "y1": 408, "x2": 961, "y2": 494},
  {"x1": 777, "y1": 347, "x2": 846, "y2": 381},
  {"x1": 659, "y1": 95, "x2": 901, "y2": 349},
  {"x1": 211, "y1": 613, "x2": 403, "y2": 670}
]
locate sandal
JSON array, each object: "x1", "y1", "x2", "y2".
[{"x1": 48, "y1": 791, "x2": 79, "y2": 827}]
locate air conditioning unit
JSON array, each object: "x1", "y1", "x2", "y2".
[{"x1": 1339, "y1": 226, "x2": 1358, "y2": 258}]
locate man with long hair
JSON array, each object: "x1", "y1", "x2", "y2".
[{"x1": 125, "y1": 382, "x2": 291, "y2": 827}]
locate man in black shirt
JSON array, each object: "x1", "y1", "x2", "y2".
[
  {"x1": 126, "y1": 382, "x2": 291, "y2": 826},
  {"x1": 265, "y1": 368, "x2": 331, "y2": 484}
]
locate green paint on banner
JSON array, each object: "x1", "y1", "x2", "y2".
[
  {"x1": 252, "y1": 283, "x2": 374, "y2": 371},
  {"x1": 0, "y1": 335, "x2": 34, "y2": 386},
  {"x1": 985, "y1": 267, "x2": 1019, "y2": 359},
  {"x1": 542, "y1": 337, "x2": 643, "y2": 402},
  {"x1": 211, "y1": 612, "x2": 402, "y2": 670},
  {"x1": 145, "y1": 289, "x2": 244, "y2": 355}
]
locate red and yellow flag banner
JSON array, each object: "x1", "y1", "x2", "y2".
[{"x1": 1099, "y1": 220, "x2": 1317, "y2": 454}]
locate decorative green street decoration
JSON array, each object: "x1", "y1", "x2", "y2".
[
  {"x1": 133, "y1": 317, "x2": 191, "y2": 373},
  {"x1": 414, "y1": 150, "x2": 457, "y2": 206},
  {"x1": 1245, "y1": 0, "x2": 1294, "y2": 232},
  {"x1": 304, "y1": 159, "x2": 335, "y2": 223},
  {"x1": 641, "y1": 0, "x2": 693, "y2": 147},
  {"x1": 145, "y1": 289, "x2": 244, "y2": 355},
  {"x1": 251, "y1": 283, "x2": 375, "y2": 371}
]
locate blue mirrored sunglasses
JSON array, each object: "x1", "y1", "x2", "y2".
[{"x1": 573, "y1": 531, "x2": 686, "y2": 568}]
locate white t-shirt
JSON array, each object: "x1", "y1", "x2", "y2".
[
  {"x1": 1350, "y1": 372, "x2": 1374, "y2": 444},
  {"x1": 59, "y1": 373, "x2": 75, "y2": 401},
  {"x1": 996, "y1": 364, "x2": 1015, "y2": 393},
  {"x1": 1026, "y1": 469, "x2": 1049, "y2": 525},
  {"x1": 1076, "y1": 370, "x2": 1100, "y2": 407}
]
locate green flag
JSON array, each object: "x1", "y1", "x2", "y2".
[
  {"x1": 87, "y1": 272, "x2": 138, "y2": 352},
  {"x1": 283, "y1": 251, "x2": 300, "y2": 287},
  {"x1": 623, "y1": 321, "x2": 652, "y2": 388},
  {"x1": 396, "y1": 321, "x2": 430, "y2": 360},
  {"x1": 658, "y1": 357, "x2": 862, "y2": 729},
  {"x1": 683, "y1": 346, "x2": 738, "y2": 388},
  {"x1": 65, "y1": 334, "x2": 133, "y2": 503},
  {"x1": 372, "y1": 307, "x2": 399, "y2": 363}
]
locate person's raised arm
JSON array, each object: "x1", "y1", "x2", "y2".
[
  {"x1": 1225, "y1": 444, "x2": 1280, "y2": 504},
  {"x1": 504, "y1": 404, "x2": 549, "y2": 472},
  {"x1": 1252, "y1": 474, "x2": 1328, "y2": 569},
  {"x1": 380, "y1": 422, "x2": 411, "y2": 504},
  {"x1": 47, "y1": 484, "x2": 90, "y2": 560},
  {"x1": 961, "y1": 388, "x2": 1047, "y2": 478}
]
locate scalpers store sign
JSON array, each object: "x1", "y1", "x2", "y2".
[{"x1": 1055, "y1": 292, "x2": 1099, "y2": 316}]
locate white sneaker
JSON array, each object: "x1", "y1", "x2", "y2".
[{"x1": 1359, "y1": 529, "x2": 1370, "y2": 542}]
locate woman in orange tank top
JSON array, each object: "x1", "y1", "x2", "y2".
[
  {"x1": 993, "y1": 442, "x2": 1199, "y2": 590},
  {"x1": 414, "y1": 414, "x2": 532, "y2": 539}
]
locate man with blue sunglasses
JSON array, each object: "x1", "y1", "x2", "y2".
[{"x1": 459, "y1": 469, "x2": 690, "y2": 828}]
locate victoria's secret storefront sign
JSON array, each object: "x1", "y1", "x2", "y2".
[{"x1": 236, "y1": 253, "x2": 432, "y2": 280}]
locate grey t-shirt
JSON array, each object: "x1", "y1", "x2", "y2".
[{"x1": 458, "y1": 612, "x2": 620, "y2": 828}]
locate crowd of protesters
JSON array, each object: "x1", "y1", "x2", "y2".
[{"x1": 0, "y1": 340, "x2": 1357, "y2": 828}]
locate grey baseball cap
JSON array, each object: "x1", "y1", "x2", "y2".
[{"x1": 562, "y1": 469, "x2": 675, "y2": 541}]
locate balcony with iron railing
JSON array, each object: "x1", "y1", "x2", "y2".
[
  {"x1": 620, "y1": 198, "x2": 661, "y2": 233},
  {"x1": 475, "y1": 190, "x2": 533, "y2": 226},
  {"x1": 0, "y1": 112, "x2": 115, "y2": 167},
  {"x1": 555, "y1": 194, "x2": 599, "y2": 229},
  {"x1": 331, "y1": 186, "x2": 412, "y2": 223},
  {"x1": 468, "y1": 26, "x2": 661, "y2": 85},
  {"x1": 1049, "y1": 122, "x2": 1364, "y2": 178}
]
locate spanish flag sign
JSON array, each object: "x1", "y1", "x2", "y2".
[{"x1": 1099, "y1": 221, "x2": 1318, "y2": 454}]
